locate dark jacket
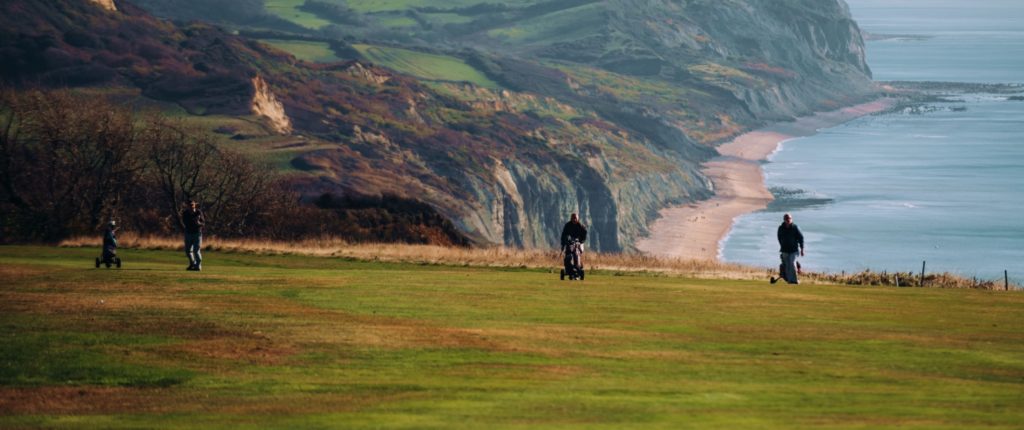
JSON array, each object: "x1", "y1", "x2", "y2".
[
  {"x1": 560, "y1": 221, "x2": 588, "y2": 246},
  {"x1": 777, "y1": 222, "x2": 804, "y2": 253},
  {"x1": 182, "y1": 208, "x2": 205, "y2": 235},
  {"x1": 103, "y1": 228, "x2": 117, "y2": 249}
]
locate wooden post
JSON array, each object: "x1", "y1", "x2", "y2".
[
  {"x1": 920, "y1": 261, "x2": 926, "y2": 287},
  {"x1": 1007, "y1": 270, "x2": 1010, "y2": 291}
]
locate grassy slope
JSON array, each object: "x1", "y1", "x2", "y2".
[
  {"x1": 1, "y1": 246, "x2": 1023, "y2": 429},
  {"x1": 264, "y1": 0, "x2": 333, "y2": 29},
  {"x1": 258, "y1": 39, "x2": 342, "y2": 63},
  {"x1": 343, "y1": 0, "x2": 537, "y2": 13},
  {"x1": 353, "y1": 44, "x2": 499, "y2": 89}
]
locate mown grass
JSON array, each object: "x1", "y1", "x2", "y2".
[
  {"x1": 353, "y1": 44, "x2": 499, "y2": 89},
  {"x1": 1, "y1": 245, "x2": 1023, "y2": 429}
]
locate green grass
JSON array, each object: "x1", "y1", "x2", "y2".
[
  {"x1": 374, "y1": 14, "x2": 418, "y2": 28},
  {"x1": 264, "y1": 0, "x2": 334, "y2": 29},
  {"x1": 486, "y1": 3, "x2": 605, "y2": 45},
  {"x1": 352, "y1": 44, "x2": 499, "y2": 88},
  {"x1": 421, "y1": 12, "x2": 475, "y2": 25},
  {"x1": 343, "y1": 0, "x2": 537, "y2": 13},
  {"x1": 2, "y1": 245, "x2": 1024, "y2": 428},
  {"x1": 258, "y1": 39, "x2": 342, "y2": 63}
]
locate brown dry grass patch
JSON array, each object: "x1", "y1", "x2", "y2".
[
  {"x1": 0, "y1": 386, "x2": 403, "y2": 416},
  {"x1": 0, "y1": 265, "x2": 48, "y2": 281},
  {"x1": 0, "y1": 387, "x2": 181, "y2": 414}
]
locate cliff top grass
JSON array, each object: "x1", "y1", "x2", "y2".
[
  {"x1": 353, "y1": 44, "x2": 499, "y2": 89},
  {"x1": 343, "y1": 0, "x2": 538, "y2": 14},
  {"x1": 264, "y1": 0, "x2": 333, "y2": 29},
  {"x1": 2, "y1": 245, "x2": 1023, "y2": 429},
  {"x1": 258, "y1": 39, "x2": 342, "y2": 64}
]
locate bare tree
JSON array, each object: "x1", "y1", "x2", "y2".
[
  {"x1": 1, "y1": 88, "x2": 300, "y2": 241},
  {"x1": 140, "y1": 117, "x2": 219, "y2": 231},
  {"x1": 0, "y1": 88, "x2": 144, "y2": 241}
]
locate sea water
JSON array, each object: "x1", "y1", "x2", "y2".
[{"x1": 720, "y1": 1, "x2": 1024, "y2": 282}]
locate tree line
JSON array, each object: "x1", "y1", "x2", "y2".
[
  {"x1": 0, "y1": 88, "x2": 297, "y2": 242},
  {"x1": 0, "y1": 88, "x2": 469, "y2": 245}
]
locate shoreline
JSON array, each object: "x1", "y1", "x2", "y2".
[{"x1": 635, "y1": 98, "x2": 898, "y2": 262}]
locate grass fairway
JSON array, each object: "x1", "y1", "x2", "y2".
[{"x1": 1, "y1": 246, "x2": 1023, "y2": 429}]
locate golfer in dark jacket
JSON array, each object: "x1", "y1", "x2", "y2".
[
  {"x1": 181, "y1": 200, "x2": 205, "y2": 271},
  {"x1": 560, "y1": 213, "x2": 588, "y2": 248},
  {"x1": 777, "y1": 213, "x2": 804, "y2": 284}
]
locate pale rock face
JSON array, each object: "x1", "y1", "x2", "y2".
[
  {"x1": 89, "y1": 0, "x2": 117, "y2": 11},
  {"x1": 251, "y1": 75, "x2": 293, "y2": 135},
  {"x1": 492, "y1": 160, "x2": 528, "y2": 243},
  {"x1": 352, "y1": 125, "x2": 391, "y2": 146},
  {"x1": 344, "y1": 62, "x2": 390, "y2": 85}
]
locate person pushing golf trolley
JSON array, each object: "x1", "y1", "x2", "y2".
[
  {"x1": 95, "y1": 219, "x2": 122, "y2": 268},
  {"x1": 771, "y1": 212, "x2": 805, "y2": 285},
  {"x1": 559, "y1": 213, "x2": 588, "y2": 281}
]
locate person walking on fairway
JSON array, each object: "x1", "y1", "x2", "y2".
[
  {"x1": 181, "y1": 200, "x2": 205, "y2": 271},
  {"x1": 102, "y1": 220, "x2": 118, "y2": 260},
  {"x1": 560, "y1": 212, "x2": 588, "y2": 266},
  {"x1": 775, "y1": 213, "x2": 804, "y2": 284}
]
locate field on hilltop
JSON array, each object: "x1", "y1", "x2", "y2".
[
  {"x1": 2, "y1": 245, "x2": 1023, "y2": 429},
  {"x1": 352, "y1": 44, "x2": 499, "y2": 88}
]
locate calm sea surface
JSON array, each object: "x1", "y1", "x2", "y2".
[{"x1": 720, "y1": 1, "x2": 1024, "y2": 282}]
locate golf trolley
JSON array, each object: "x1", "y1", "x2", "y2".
[
  {"x1": 770, "y1": 256, "x2": 801, "y2": 284},
  {"x1": 560, "y1": 237, "x2": 585, "y2": 281},
  {"x1": 95, "y1": 247, "x2": 121, "y2": 269}
]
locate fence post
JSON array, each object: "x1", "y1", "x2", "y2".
[
  {"x1": 1007, "y1": 270, "x2": 1010, "y2": 291},
  {"x1": 920, "y1": 261, "x2": 926, "y2": 287}
]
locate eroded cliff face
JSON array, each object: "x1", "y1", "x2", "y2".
[
  {"x1": 455, "y1": 0, "x2": 878, "y2": 251},
  {"x1": 251, "y1": 75, "x2": 292, "y2": 135}
]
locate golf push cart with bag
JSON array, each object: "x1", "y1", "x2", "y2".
[
  {"x1": 560, "y1": 237, "x2": 584, "y2": 281},
  {"x1": 96, "y1": 220, "x2": 122, "y2": 269}
]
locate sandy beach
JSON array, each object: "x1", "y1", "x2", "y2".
[{"x1": 635, "y1": 98, "x2": 897, "y2": 261}]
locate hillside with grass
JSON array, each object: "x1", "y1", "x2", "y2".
[
  {"x1": 2, "y1": 245, "x2": 1023, "y2": 428},
  {"x1": 124, "y1": 0, "x2": 881, "y2": 252},
  {"x1": 1, "y1": 0, "x2": 880, "y2": 251}
]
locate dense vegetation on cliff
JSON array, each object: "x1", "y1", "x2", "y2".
[{"x1": 0, "y1": 0, "x2": 878, "y2": 249}]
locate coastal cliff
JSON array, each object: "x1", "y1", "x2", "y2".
[{"x1": 1, "y1": 0, "x2": 878, "y2": 250}]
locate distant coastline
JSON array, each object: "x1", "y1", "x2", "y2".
[{"x1": 635, "y1": 98, "x2": 897, "y2": 262}]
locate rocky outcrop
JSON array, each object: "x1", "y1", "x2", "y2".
[
  {"x1": 251, "y1": 75, "x2": 292, "y2": 135},
  {"x1": 88, "y1": 0, "x2": 117, "y2": 12},
  {"x1": 344, "y1": 62, "x2": 390, "y2": 85}
]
